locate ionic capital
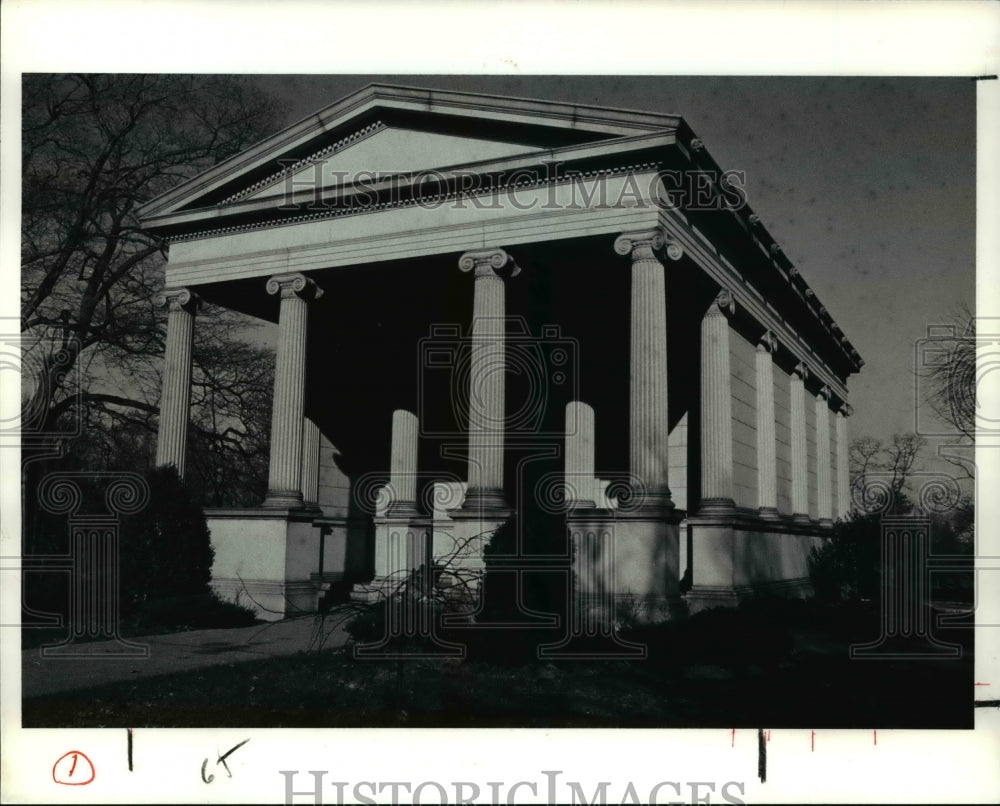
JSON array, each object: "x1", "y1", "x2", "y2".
[
  {"x1": 711, "y1": 288, "x2": 736, "y2": 317},
  {"x1": 757, "y1": 330, "x2": 779, "y2": 354},
  {"x1": 817, "y1": 384, "x2": 832, "y2": 402},
  {"x1": 458, "y1": 248, "x2": 521, "y2": 279},
  {"x1": 266, "y1": 272, "x2": 324, "y2": 301},
  {"x1": 154, "y1": 287, "x2": 201, "y2": 315},
  {"x1": 792, "y1": 362, "x2": 810, "y2": 382},
  {"x1": 839, "y1": 402, "x2": 854, "y2": 417},
  {"x1": 614, "y1": 229, "x2": 683, "y2": 262}
]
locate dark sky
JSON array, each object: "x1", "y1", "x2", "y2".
[{"x1": 253, "y1": 75, "x2": 975, "y2": 473}]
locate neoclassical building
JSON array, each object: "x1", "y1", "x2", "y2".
[{"x1": 140, "y1": 85, "x2": 862, "y2": 622}]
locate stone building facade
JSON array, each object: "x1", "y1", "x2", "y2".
[{"x1": 140, "y1": 85, "x2": 862, "y2": 621}]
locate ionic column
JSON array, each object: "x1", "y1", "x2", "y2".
[
  {"x1": 387, "y1": 408, "x2": 419, "y2": 516},
  {"x1": 264, "y1": 273, "x2": 323, "y2": 507},
  {"x1": 458, "y1": 248, "x2": 519, "y2": 510},
  {"x1": 815, "y1": 386, "x2": 833, "y2": 522},
  {"x1": 790, "y1": 362, "x2": 810, "y2": 521},
  {"x1": 836, "y1": 403, "x2": 852, "y2": 518},
  {"x1": 614, "y1": 229, "x2": 682, "y2": 508},
  {"x1": 565, "y1": 400, "x2": 597, "y2": 508},
  {"x1": 154, "y1": 288, "x2": 201, "y2": 478},
  {"x1": 301, "y1": 417, "x2": 321, "y2": 507},
  {"x1": 756, "y1": 331, "x2": 779, "y2": 517},
  {"x1": 699, "y1": 289, "x2": 736, "y2": 511}
]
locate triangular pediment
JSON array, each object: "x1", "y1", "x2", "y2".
[
  {"x1": 235, "y1": 124, "x2": 549, "y2": 204},
  {"x1": 138, "y1": 83, "x2": 685, "y2": 225}
]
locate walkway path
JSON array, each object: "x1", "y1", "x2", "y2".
[{"x1": 21, "y1": 616, "x2": 350, "y2": 699}]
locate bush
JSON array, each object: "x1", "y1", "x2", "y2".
[
  {"x1": 128, "y1": 592, "x2": 259, "y2": 632},
  {"x1": 809, "y1": 512, "x2": 883, "y2": 603},
  {"x1": 119, "y1": 466, "x2": 215, "y2": 617}
]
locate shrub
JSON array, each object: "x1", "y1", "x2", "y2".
[
  {"x1": 129, "y1": 592, "x2": 258, "y2": 632},
  {"x1": 809, "y1": 512, "x2": 882, "y2": 603},
  {"x1": 119, "y1": 466, "x2": 215, "y2": 618}
]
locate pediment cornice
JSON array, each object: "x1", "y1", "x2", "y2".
[{"x1": 137, "y1": 83, "x2": 686, "y2": 222}]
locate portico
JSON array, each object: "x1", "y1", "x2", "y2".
[{"x1": 141, "y1": 85, "x2": 862, "y2": 622}]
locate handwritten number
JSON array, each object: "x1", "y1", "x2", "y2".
[
  {"x1": 201, "y1": 739, "x2": 249, "y2": 784},
  {"x1": 68, "y1": 754, "x2": 78, "y2": 777}
]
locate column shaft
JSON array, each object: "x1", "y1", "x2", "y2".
[
  {"x1": 790, "y1": 364, "x2": 809, "y2": 519},
  {"x1": 265, "y1": 273, "x2": 322, "y2": 507},
  {"x1": 459, "y1": 249, "x2": 516, "y2": 510},
  {"x1": 388, "y1": 409, "x2": 419, "y2": 511},
  {"x1": 615, "y1": 230, "x2": 680, "y2": 507},
  {"x1": 154, "y1": 289, "x2": 199, "y2": 478},
  {"x1": 565, "y1": 401, "x2": 597, "y2": 506},
  {"x1": 301, "y1": 417, "x2": 321, "y2": 506},
  {"x1": 755, "y1": 332, "x2": 778, "y2": 514},
  {"x1": 815, "y1": 388, "x2": 833, "y2": 521},
  {"x1": 700, "y1": 291, "x2": 735, "y2": 508},
  {"x1": 836, "y1": 406, "x2": 851, "y2": 518}
]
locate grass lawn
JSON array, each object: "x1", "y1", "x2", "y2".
[{"x1": 22, "y1": 598, "x2": 973, "y2": 729}]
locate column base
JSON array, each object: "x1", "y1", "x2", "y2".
[
  {"x1": 384, "y1": 501, "x2": 420, "y2": 518},
  {"x1": 618, "y1": 484, "x2": 675, "y2": 514},
  {"x1": 262, "y1": 490, "x2": 305, "y2": 508},
  {"x1": 460, "y1": 487, "x2": 509, "y2": 513},
  {"x1": 758, "y1": 506, "x2": 781, "y2": 520},
  {"x1": 791, "y1": 512, "x2": 812, "y2": 526},
  {"x1": 697, "y1": 497, "x2": 736, "y2": 517}
]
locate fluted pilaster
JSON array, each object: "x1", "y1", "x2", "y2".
[
  {"x1": 790, "y1": 363, "x2": 810, "y2": 520},
  {"x1": 154, "y1": 288, "x2": 201, "y2": 478},
  {"x1": 756, "y1": 331, "x2": 779, "y2": 516},
  {"x1": 615, "y1": 229, "x2": 681, "y2": 508},
  {"x1": 458, "y1": 248, "x2": 518, "y2": 510},
  {"x1": 565, "y1": 400, "x2": 597, "y2": 507},
  {"x1": 264, "y1": 273, "x2": 323, "y2": 507},
  {"x1": 836, "y1": 403, "x2": 852, "y2": 519},
  {"x1": 301, "y1": 417, "x2": 321, "y2": 506},
  {"x1": 388, "y1": 408, "x2": 419, "y2": 515},
  {"x1": 699, "y1": 289, "x2": 736, "y2": 510},
  {"x1": 815, "y1": 386, "x2": 833, "y2": 521}
]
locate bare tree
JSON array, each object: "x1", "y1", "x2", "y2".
[
  {"x1": 849, "y1": 432, "x2": 926, "y2": 512},
  {"x1": 20, "y1": 74, "x2": 285, "y2": 506}
]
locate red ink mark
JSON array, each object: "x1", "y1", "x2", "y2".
[
  {"x1": 811, "y1": 730, "x2": 816, "y2": 752},
  {"x1": 52, "y1": 751, "x2": 95, "y2": 785},
  {"x1": 766, "y1": 730, "x2": 771, "y2": 742},
  {"x1": 731, "y1": 728, "x2": 735, "y2": 747},
  {"x1": 974, "y1": 682, "x2": 991, "y2": 686},
  {"x1": 874, "y1": 729, "x2": 877, "y2": 746}
]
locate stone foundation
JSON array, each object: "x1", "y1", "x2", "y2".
[{"x1": 685, "y1": 509, "x2": 827, "y2": 614}]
